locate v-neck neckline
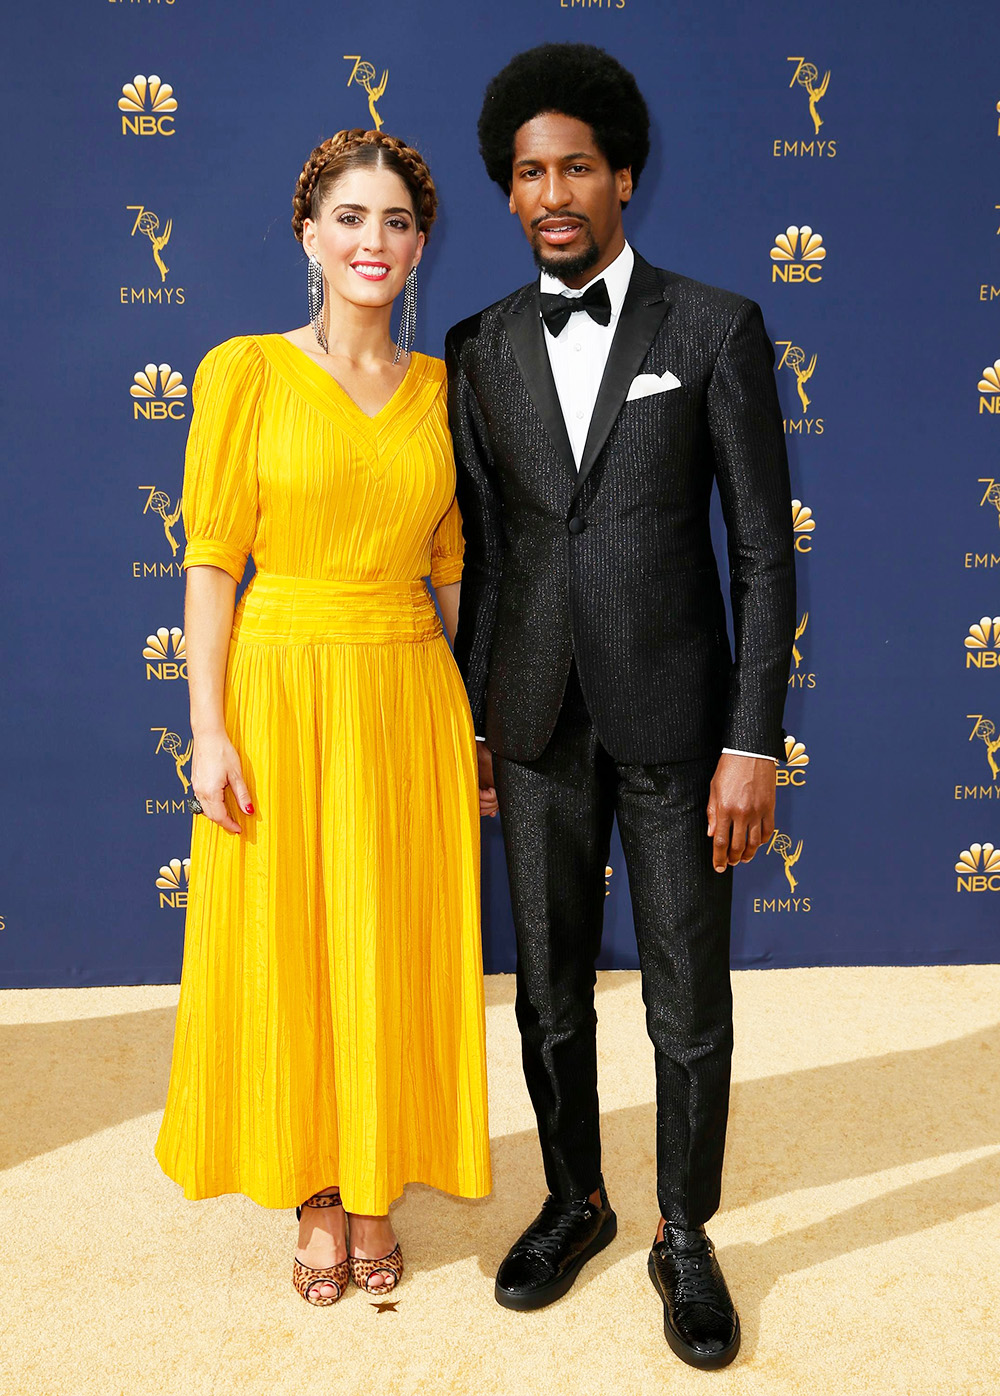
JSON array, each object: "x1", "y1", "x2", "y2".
[{"x1": 272, "y1": 334, "x2": 422, "y2": 422}]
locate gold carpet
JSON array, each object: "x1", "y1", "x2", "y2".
[{"x1": 1, "y1": 966, "x2": 996, "y2": 1396}]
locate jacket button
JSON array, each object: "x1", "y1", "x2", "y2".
[{"x1": 568, "y1": 516, "x2": 585, "y2": 535}]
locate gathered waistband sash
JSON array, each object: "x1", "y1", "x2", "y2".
[{"x1": 231, "y1": 572, "x2": 442, "y2": 646}]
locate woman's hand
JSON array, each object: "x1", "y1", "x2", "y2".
[{"x1": 191, "y1": 732, "x2": 254, "y2": 834}]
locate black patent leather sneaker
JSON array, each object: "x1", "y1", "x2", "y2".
[
  {"x1": 495, "y1": 1181, "x2": 617, "y2": 1311},
  {"x1": 647, "y1": 1225, "x2": 740, "y2": 1370}
]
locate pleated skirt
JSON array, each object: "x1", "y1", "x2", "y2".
[{"x1": 154, "y1": 572, "x2": 492, "y2": 1212}]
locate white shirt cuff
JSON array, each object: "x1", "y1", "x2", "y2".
[{"x1": 722, "y1": 747, "x2": 778, "y2": 763}]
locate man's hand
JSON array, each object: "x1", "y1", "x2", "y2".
[
  {"x1": 477, "y1": 742, "x2": 499, "y2": 818},
  {"x1": 706, "y1": 753, "x2": 776, "y2": 873}
]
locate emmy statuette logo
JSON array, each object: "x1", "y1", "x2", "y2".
[
  {"x1": 131, "y1": 364, "x2": 187, "y2": 420},
  {"x1": 776, "y1": 734, "x2": 809, "y2": 788},
  {"x1": 344, "y1": 56, "x2": 388, "y2": 129},
  {"x1": 980, "y1": 480, "x2": 1000, "y2": 527},
  {"x1": 969, "y1": 714, "x2": 1000, "y2": 779},
  {"x1": 156, "y1": 857, "x2": 190, "y2": 909},
  {"x1": 771, "y1": 226, "x2": 826, "y2": 283},
  {"x1": 792, "y1": 500, "x2": 815, "y2": 553},
  {"x1": 605, "y1": 865, "x2": 613, "y2": 897},
  {"x1": 788, "y1": 58, "x2": 830, "y2": 135},
  {"x1": 775, "y1": 341, "x2": 823, "y2": 435},
  {"x1": 955, "y1": 843, "x2": 1000, "y2": 892},
  {"x1": 129, "y1": 206, "x2": 171, "y2": 281},
  {"x1": 119, "y1": 75, "x2": 176, "y2": 137},
  {"x1": 754, "y1": 829, "x2": 810, "y2": 912},
  {"x1": 964, "y1": 480, "x2": 1000, "y2": 570},
  {"x1": 122, "y1": 207, "x2": 185, "y2": 307},
  {"x1": 978, "y1": 361, "x2": 1000, "y2": 414},
  {"x1": 774, "y1": 58, "x2": 835, "y2": 158},
  {"x1": 964, "y1": 617, "x2": 1000, "y2": 668},
  {"x1": 152, "y1": 727, "x2": 193, "y2": 792},
  {"x1": 788, "y1": 611, "x2": 815, "y2": 690},
  {"x1": 976, "y1": 204, "x2": 1000, "y2": 299},
  {"x1": 133, "y1": 486, "x2": 184, "y2": 580},
  {"x1": 145, "y1": 727, "x2": 193, "y2": 816},
  {"x1": 144, "y1": 626, "x2": 187, "y2": 680},
  {"x1": 955, "y1": 715, "x2": 1000, "y2": 801}
]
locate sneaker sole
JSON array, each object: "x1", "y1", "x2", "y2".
[
  {"x1": 647, "y1": 1253, "x2": 741, "y2": 1370},
  {"x1": 494, "y1": 1211, "x2": 618, "y2": 1312}
]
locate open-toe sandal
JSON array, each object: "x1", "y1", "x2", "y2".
[
  {"x1": 293, "y1": 1189, "x2": 349, "y2": 1306},
  {"x1": 348, "y1": 1239, "x2": 404, "y2": 1295}
]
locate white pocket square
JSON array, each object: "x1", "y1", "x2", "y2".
[{"x1": 626, "y1": 370, "x2": 682, "y2": 401}]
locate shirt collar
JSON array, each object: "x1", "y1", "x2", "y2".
[{"x1": 539, "y1": 241, "x2": 634, "y2": 320}]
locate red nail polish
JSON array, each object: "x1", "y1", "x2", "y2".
[{"x1": 245, "y1": 804, "x2": 254, "y2": 814}]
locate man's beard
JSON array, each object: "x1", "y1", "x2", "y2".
[{"x1": 530, "y1": 225, "x2": 602, "y2": 281}]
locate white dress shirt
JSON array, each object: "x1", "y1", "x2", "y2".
[{"x1": 536, "y1": 241, "x2": 776, "y2": 766}]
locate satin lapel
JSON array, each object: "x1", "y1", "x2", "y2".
[
  {"x1": 573, "y1": 256, "x2": 671, "y2": 499},
  {"x1": 501, "y1": 286, "x2": 577, "y2": 483}
]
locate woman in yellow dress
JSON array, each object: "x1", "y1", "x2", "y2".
[{"x1": 154, "y1": 128, "x2": 493, "y2": 1305}]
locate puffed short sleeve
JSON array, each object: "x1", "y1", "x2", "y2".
[
  {"x1": 181, "y1": 336, "x2": 262, "y2": 582},
  {"x1": 430, "y1": 494, "x2": 464, "y2": 587}
]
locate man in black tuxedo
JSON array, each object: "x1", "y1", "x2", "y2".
[{"x1": 446, "y1": 44, "x2": 795, "y2": 1369}]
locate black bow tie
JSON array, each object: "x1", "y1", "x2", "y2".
[{"x1": 539, "y1": 279, "x2": 612, "y2": 337}]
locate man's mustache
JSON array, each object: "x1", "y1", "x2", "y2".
[{"x1": 530, "y1": 213, "x2": 592, "y2": 231}]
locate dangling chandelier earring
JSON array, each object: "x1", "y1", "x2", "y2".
[
  {"x1": 393, "y1": 267, "x2": 418, "y2": 364},
  {"x1": 307, "y1": 254, "x2": 328, "y2": 352}
]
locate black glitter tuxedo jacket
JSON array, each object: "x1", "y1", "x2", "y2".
[{"x1": 445, "y1": 250, "x2": 796, "y2": 766}]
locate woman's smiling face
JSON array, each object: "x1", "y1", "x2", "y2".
[{"x1": 303, "y1": 164, "x2": 424, "y2": 313}]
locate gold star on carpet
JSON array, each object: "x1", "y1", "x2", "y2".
[{"x1": 371, "y1": 1300, "x2": 399, "y2": 1314}]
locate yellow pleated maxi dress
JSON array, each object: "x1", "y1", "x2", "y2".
[{"x1": 154, "y1": 334, "x2": 492, "y2": 1213}]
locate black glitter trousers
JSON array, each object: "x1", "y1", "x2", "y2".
[{"x1": 493, "y1": 661, "x2": 734, "y2": 1227}]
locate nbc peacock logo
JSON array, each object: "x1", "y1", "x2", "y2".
[
  {"x1": 978, "y1": 360, "x2": 1000, "y2": 415},
  {"x1": 792, "y1": 500, "x2": 815, "y2": 553},
  {"x1": 131, "y1": 363, "x2": 187, "y2": 420},
  {"x1": 770, "y1": 226, "x2": 826, "y2": 284},
  {"x1": 144, "y1": 626, "x2": 186, "y2": 680},
  {"x1": 119, "y1": 75, "x2": 177, "y2": 137},
  {"x1": 776, "y1": 734, "x2": 809, "y2": 787},
  {"x1": 955, "y1": 842, "x2": 1000, "y2": 892},
  {"x1": 156, "y1": 857, "x2": 190, "y2": 909},
  {"x1": 964, "y1": 616, "x2": 1000, "y2": 669}
]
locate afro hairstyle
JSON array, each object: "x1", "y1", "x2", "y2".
[{"x1": 478, "y1": 43, "x2": 651, "y2": 195}]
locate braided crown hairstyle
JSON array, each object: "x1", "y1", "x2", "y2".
[{"x1": 292, "y1": 128, "x2": 438, "y2": 242}]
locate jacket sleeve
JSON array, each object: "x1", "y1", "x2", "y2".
[
  {"x1": 445, "y1": 327, "x2": 504, "y2": 737},
  {"x1": 707, "y1": 300, "x2": 796, "y2": 760}
]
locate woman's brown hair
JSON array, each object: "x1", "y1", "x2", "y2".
[{"x1": 292, "y1": 128, "x2": 437, "y2": 242}]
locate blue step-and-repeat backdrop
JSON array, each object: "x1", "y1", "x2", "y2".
[{"x1": 2, "y1": 1, "x2": 998, "y2": 986}]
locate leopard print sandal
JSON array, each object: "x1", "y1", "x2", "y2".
[
  {"x1": 348, "y1": 1239, "x2": 404, "y2": 1294},
  {"x1": 293, "y1": 1189, "x2": 349, "y2": 1306}
]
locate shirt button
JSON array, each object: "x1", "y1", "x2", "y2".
[
  {"x1": 568, "y1": 516, "x2": 586, "y2": 535},
  {"x1": 575, "y1": 409, "x2": 584, "y2": 419},
  {"x1": 574, "y1": 342, "x2": 583, "y2": 352}
]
